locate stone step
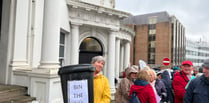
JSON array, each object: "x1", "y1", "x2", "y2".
[
  {"x1": 0, "y1": 84, "x2": 27, "y2": 100},
  {"x1": 0, "y1": 84, "x2": 36, "y2": 103},
  {"x1": 0, "y1": 95, "x2": 36, "y2": 103}
]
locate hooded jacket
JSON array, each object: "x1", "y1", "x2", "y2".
[
  {"x1": 184, "y1": 74, "x2": 209, "y2": 103},
  {"x1": 115, "y1": 67, "x2": 137, "y2": 103},
  {"x1": 161, "y1": 70, "x2": 174, "y2": 103},
  {"x1": 129, "y1": 80, "x2": 157, "y2": 103},
  {"x1": 94, "y1": 74, "x2": 111, "y2": 103},
  {"x1": 172, "y1": 71, "x2": 189, "y2": 103}
]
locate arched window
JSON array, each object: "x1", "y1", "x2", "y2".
[{"x1": 79, "y1": 37, "x2": 103, "y2": 64}]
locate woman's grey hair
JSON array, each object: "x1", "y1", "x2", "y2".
[{"x1": 91, "y1": 56, "x2": 105, "y2": 64}]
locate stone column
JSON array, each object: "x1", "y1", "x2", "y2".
[
  {"x1": 30, "y1": 0, "x2": 63, "y2": 103},
  {"x1": 11, "y1": 0, "x2": 30, "y2": 69},
  {"x1": 70, "y1": 24, "x2": 80, "y2": 65},
  {"x1": 39, "y1": 0, "x2": 60, "y2": 72},
  {"x1": 65, "y1": 32, "x2": 71, "y2": 66},
  {"x1": 107, "y1": 30, "x2": 116, "y2": 93},
  {"x1": 124, "y1": 41, "x2": 131, "y2": 68},
  {"x1": 115, "y1": 38, "x2": 120, "y2": 80},
  {"x1": 120, "y1": 43, "x2": 124, "y2": 72}
]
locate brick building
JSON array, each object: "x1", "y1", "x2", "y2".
[{"x1": 124, "y1": 11, "x2": 186, "y2": 67}]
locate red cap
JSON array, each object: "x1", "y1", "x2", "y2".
[{"x1": 182, "y1": 61, "x2": 193, "y2": 66}]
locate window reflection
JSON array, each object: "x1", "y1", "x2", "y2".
[{"x1": 80, "y1": 37, "x2": 102, "y2": 52}]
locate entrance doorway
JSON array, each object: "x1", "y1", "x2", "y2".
[{"x1": 79, "y1": 37, "x2": 103, "y2": 64}]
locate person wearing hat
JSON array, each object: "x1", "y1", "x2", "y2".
[
  {"x1": 171, "y1": 66, "x2": 181, "y2": 80},
  {"x1": 173, "y1": 66, "x2": 181, "y2": 73},
  {"x1": 172, "y1": 60, "x2": 194, "y2": 103},
  {"x1": 184, "y1": 59, "x2": 209, "y2": 103},
  {"x1": 115, "y1": 66, "x2": 138, "y2": 103}
]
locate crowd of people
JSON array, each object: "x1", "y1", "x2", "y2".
[{"x1": 91, "y1": 55, "x2": 209, "y2": 103}]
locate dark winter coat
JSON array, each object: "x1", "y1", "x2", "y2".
[
  {"x1": 129, "y1": 80, "x2": 157, "y2": 103},
  {"x1": 161, "y1": 70, "x2": 174, "y2": 103},
  {"x1": 184, "y1": 74, "x2": 209, "y2": 103},
  {"x1": 155, "y1": 78, "x2": 167, "y2": 101}
]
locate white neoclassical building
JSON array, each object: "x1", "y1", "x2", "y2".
[{"x1": 0, "y1": 0, "x2": 134, "y2": 102}]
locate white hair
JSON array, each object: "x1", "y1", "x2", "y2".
[{"x1": 91, "y1": 56, "x2": 105, "y2": 64}]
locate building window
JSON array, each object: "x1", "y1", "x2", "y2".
[
  {"x1": 149, "y1": 41, "x2": 155, "y2": 48},
  {"x1": 148, "y1": 16, "x2": 157, "y2": 24},
  {"x1": 79, "y1": 37, "x2": 103, "y2": 64},
  {"x1": 149, "y1": 29, "x2": 156, "y2": 35},
  {"x1": 148, "y1": 50, "x2": 155, "y2": 64},
  {"x1": 148, "y1": 24, "x2": 156, "y2": 29},
  {"x1": 148, "y1": 52, "x2": 155, "y2": 64},
  {"x1": 148, "y1": 48, "x2": 155, "y2": 52},
  {"x1": 148, "y1": 35, "x2": 156, "y2": 41},
  {"x1": 59, "y1": 32, "x2": 65, "y2": 66},
  {"x1": 80, "y1": 37, "x2": 102, "y2": 52}
]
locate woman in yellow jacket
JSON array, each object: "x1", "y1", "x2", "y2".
[{"x1": 91, "y1": 56, "x2": 111, "y2": 103}]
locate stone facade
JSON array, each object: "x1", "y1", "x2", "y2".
[{"x1": 0, "y1": 0, "x2": 134, "y2": 102}]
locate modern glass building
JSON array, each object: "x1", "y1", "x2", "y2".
[{"x1": 186, "y1": 39, "x2": 209, "y2": 67}]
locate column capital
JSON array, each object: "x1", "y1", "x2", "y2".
[
  {"x1": 109, "y1": 29, "x2": 118, "y2": 32},
  {"x1": 120, "y1": 39, "x2": 131, "y2": 44},
  {"x1": 115, "y1": 35, "x2": 121, "y2": 40},
  {"x1": 124, "y1": 39, "x2": 131, "y2": 43},
  {"x1": 70, "y1": 22, "x2": 83, "y2": 26},
  {"x1": 109, "y1": 30, "x2": 118, "y2": 37}
]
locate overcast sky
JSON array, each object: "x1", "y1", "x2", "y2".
[{"x1": 115, "y1": 0, "x2": 209, "y2": 41}]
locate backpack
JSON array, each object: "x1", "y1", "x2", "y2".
[{"x1": 129, "y1": 91, "x2": 141, "y2": 103}]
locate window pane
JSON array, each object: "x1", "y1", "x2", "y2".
[
  {"x1": 149, "y1": 29, "x2": 156, "y2": 35},
  {"x1": 60, "y1": 32, "x2": 65, "y2": 44},
  {"x1": 80, "y1": 37, "x2": 102, "y2": 51},
  {"x1": 59, "y1": 46, "x2": 64, "y2": 57},
  {"x1": 148, "y1": 16, "x2": 157, "y2": 24}
]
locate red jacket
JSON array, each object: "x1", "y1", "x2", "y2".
[
  {"x1": 172, "y1": 71, "x2": 189, "y2": 103},
  {"x1": 129, "y1": 80, "x2": 157, "y2": 103}
]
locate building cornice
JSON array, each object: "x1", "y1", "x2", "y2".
[
  {"x1": 67, "y1": 0, "x2": 132, "y2": 19},
  {"x1": 120, "y1": 25, "x2": 135, "y2": 37}
]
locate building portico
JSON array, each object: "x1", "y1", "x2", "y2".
[{"x1": 0, "y1": 0, "x2": 134, "y2": 102}]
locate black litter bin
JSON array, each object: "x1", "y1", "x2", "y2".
[{"x1": 58, "y1": 64, "x2": 95, "y2": 103}]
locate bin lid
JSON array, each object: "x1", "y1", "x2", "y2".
[{"x1": 58, "y1": 64, "x2": 95, "y2": 75}]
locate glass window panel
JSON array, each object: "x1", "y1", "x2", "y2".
[
  {"x1": 150, "y1": 53, "x2": 155, "y2": 60},
  {"x1": 149, "y1": 29, "x2": 156, "y2": 35},
  {"x1": 80, "y1": 37, "x2": 102, "y2": 52},
  {"x1": 59, "y1": 46, "x2": 64, "y2": 57},
  {"x1": 148, "y1": 16, "x2": 157, "y2": 24},
  {"x1": 60, "y1": 32, "x2": 65, "y2": 44},
  {"x1": 148, "y1": 24, "x2": 156, "y2": 30},
  {"x1": 150, "y1": 41, "x2": 155, "y2": 47},
  {"x1": 148, "y1": 35, "x2": 156, "y2": 41}
]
